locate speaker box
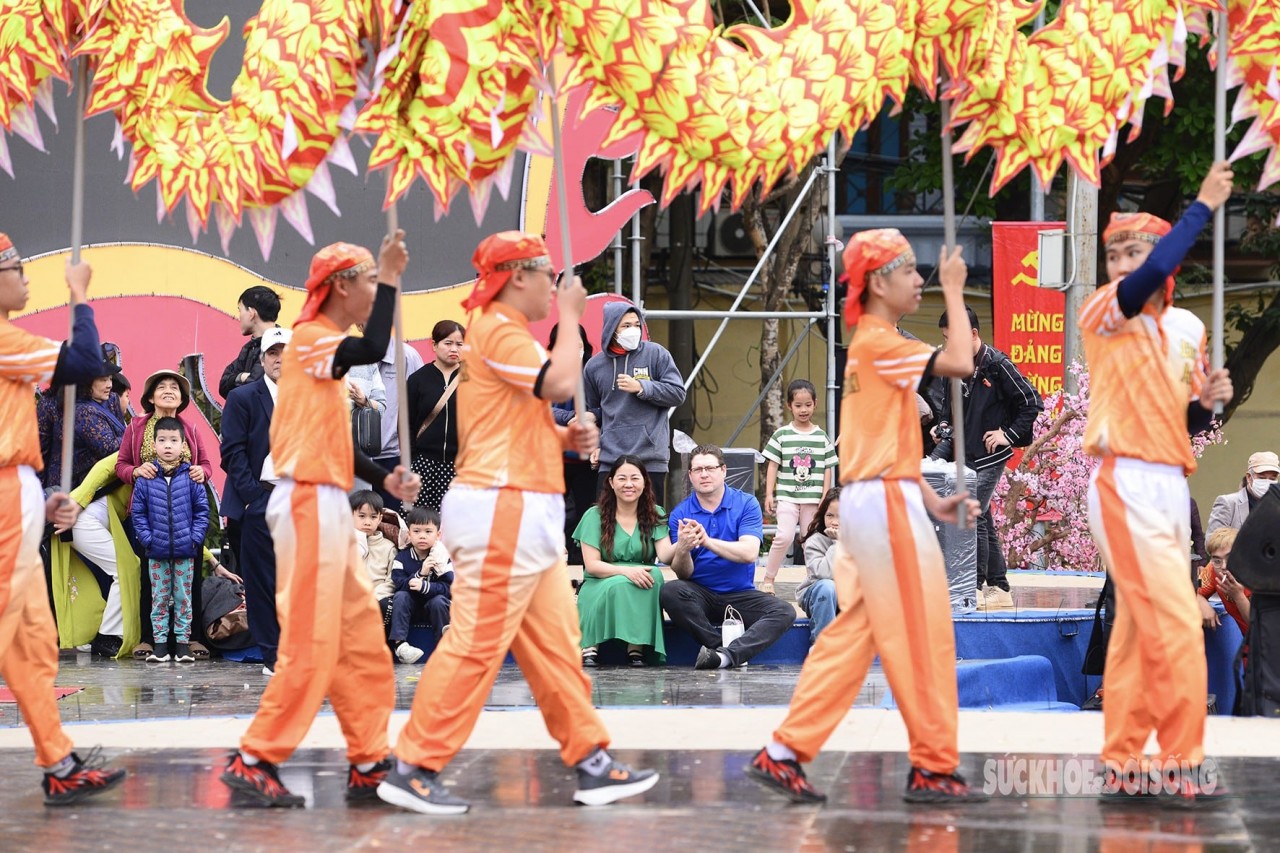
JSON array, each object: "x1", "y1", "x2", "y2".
[{"x1": 1229, "y1": 485, "x2": 1280, "y2": 593}]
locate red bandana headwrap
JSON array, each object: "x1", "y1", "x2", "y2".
[
  {"x1": 0, "y1": 232, "x2": 19, "y2": 264},
  {"x1": 463, "y1": 231, "x2": 551, "y2": 312},
  {"x1": 1103, "y1": 212, "x2": 1172, "y2": 248},
  {"x1": 1103, "y1": 212, "x2": 1176, "y2": 305},
  {"x1": 295, "y1": 242, "x2": 375, "y2": 327},
  {"x1": 839, "y1": 229, "x2": 913, "y2": 327}
]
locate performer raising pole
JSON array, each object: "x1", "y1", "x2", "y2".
[
  {"x1": 0, "y1": 228, "x2": 128, "y2": 804},
  {"x1": 1082, "y1": 160, "x2": 1234, "y2": 807},
  {"x1": 746, "y1": 227, "x2": 984, "y2": 805},
  {"x1": 220, "y1": 233, "x2": 421, "y2": 806},
  {"x1": 377, "y1": 231, "x2": 658, "y2": 814}
]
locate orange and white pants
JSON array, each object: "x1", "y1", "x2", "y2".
[
  {"x1": 1088, "y1": 457, "x2": 1205, "y2": 769},
  {"x1": 240, "y1": 480, "x2": 395, "y2": 766},
  {"x1": 774, "y1": 478, "x2": 959, "y2": 773},
  {"x1": 0, "y1": 466, "x2": 74, "y2": 767},
  {"x1": 395, "y1": 486, "x2": 610, "y2": 771}
]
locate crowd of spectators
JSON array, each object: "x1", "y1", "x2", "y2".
[{"x1": 38, "y1": 282, "x2": 1267, "y2": 688}]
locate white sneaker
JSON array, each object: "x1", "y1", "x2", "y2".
[
  {"x1": 262, "y1": 665, "x2": 274, "y2": 677},
  {"x1": 396, "y1": 642, "x2": 425, "y2": 664},
  {"x1": 976, "y1": 586, "x2": 1014, "y2": 611}
]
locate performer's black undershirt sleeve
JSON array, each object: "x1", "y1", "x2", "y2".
[
  {"x1": 533, "y1": 362, "x2": 552, "y2": 400},
  {"x1": 1116, "y1": 202, "x2": 1212, "y2": 318},
  {"x1": 354, "y1": 447, "x2": 388, "y2": 486},
  {"x1": 332, "y1": 284, "x2": 395, "y2": 377},
  {"x1": 916, "y1": 351, "x2": 941, "y2": 396},
  {"x1": 1187, "y1": 401, "x2": 1214, "y2": 436}
]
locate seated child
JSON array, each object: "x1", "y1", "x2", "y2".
[
  {"x1": 798, "y1": 487, "x2": 841, "y2": 645},
  {"x1": 352, "y1": 490, "x2": 409, "y2": 659},
  {"x1": 389, "y1": 507, "x2": 453, "y2": 662},
  {"x1": 130, "y1": 417, "x2": 210, "y2": 663}
]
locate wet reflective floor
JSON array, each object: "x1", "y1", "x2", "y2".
[
  {"x1": 0, "y1": 657, "x2": 889, "y2": 728},
  {"x1": 0, "y1": 747, "x2": 1268, "y2": 852}
]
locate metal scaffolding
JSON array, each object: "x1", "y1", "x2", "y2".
[{"x1": 629, "y1": 148, "x2": 842, "y2": 441}]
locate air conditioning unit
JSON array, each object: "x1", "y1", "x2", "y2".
[{"x1": 708, "y1": 213, "x2": 755, "y2": 258}]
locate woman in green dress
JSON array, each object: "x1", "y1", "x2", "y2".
[{"x1": 574, "y1": 455, "x2": 674, "y2": 666}]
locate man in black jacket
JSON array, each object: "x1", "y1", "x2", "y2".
[
  {"x1": 220, "y1": 326, "x2": 288, "y2": 673},
  {"x1": 930, "y1": 306, "x2": 1043, "y2": 609},
  {"x1": 219, "y1": 285, "x2": 281, "y2": 399}
]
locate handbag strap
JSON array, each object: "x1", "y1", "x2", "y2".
[{"x1": 416, "y1": 370, "x2": 460, "y2": 440}]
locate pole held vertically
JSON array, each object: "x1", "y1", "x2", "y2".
[
  {"x1": 1211, "y1": 3, "x2": 1228, "y2": 415},
  {"x1": 386, "y1": 199, "x2": 412, "y2": 479},
  {"x1": 60, "y1": 59, "x2": 90, "y2": 494},
  {"x1": 939, "y1": 96, "x2": 968, "y2": 529},
  {"x1": 546, "y1": 56, "x2": 588, "y2": 421}
]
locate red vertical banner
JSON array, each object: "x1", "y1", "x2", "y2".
[{"x1": 991, "y1": 221, "x2": 1068, "y2": 397}]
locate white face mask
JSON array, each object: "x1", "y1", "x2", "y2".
[
  {"x1": 616, "y1": 327, "x2": 642, "y2": 351},
  {"x1": 1249, "y1": 477, "x2": 1273, "y2": 499}
]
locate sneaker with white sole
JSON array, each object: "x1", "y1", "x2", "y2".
[
  {"x1": 573, "y1": 750, "x2": 659, "y2": 806},
  {"x1": 376, "y1": 763, "x2": 470, "y2": 815},
  {"x1": 396, "y1": 642, "x2": 425, "y2": 664}
]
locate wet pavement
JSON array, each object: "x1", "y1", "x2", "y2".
[
  {"x1": 6, "y1": 573, "x2": 1275, "y2": 851},
  {"x1": 0, "y1": 657, "x2": 888, "y2": 729},
  {"x1": 0, "y1": 746, "x2": 1268, "y2": 851}
]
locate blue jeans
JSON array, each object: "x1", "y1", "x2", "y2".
[{"x1": 798, "y1": 579, "x2": 837, "y2": 645}]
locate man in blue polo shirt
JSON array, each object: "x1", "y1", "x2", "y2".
[{"x1": 664, "y1": 444, "x2": 795, "y2": 669}]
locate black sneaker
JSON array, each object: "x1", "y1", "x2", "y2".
[
  {"x1": 582, "y1": 650, "x2": 598, "y2": 668},
  {"x1": 694, "y1": 646, "x2": 722, "y2": 670},
  {"x1": 219, "y1": 753, "x2": 305, "y2": 808},
  {"x1": 1159, "y1": 767, "x2": 1231, "y2": 811},
  {"x1": 146, "y1": 643, "x2": 172, "y2": 663},
  {"x1": 347, "y1": 758, "x2": 392, "y2": 802},
  {"x1": 90, "y1": 634, "x2": 123, "y2": 658},
  {"x1": 903, "y1": 767, "x2": 988, "y2": 804},
  {"x1": 173, "y1": 643, "x2": 195, "y2": 663},
  {"x1": 628, "y1": 649, "x2": 646, "y2": 667},
  {"x1": 42, "y1": 748, "x2": 127, "y2": 806},
  {"x1": 1098, "y1": 765, "x2": 1158, "y2": 806},
  {"x1": 376, "y1": 762, "x2": 470, "y2": 814},
  {"x1": 745, "y1": 747, "x2": 826, "y2": 804},
  {"x1": 573, "y1": 749, "x2": 659, "y2": 806}
]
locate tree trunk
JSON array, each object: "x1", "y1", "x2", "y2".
[
  {"x1": 1222, "y1": 290, "x2": 1280, "y2": 422},
  {"x1": 742, "y1": 165, "x2": 819, "y2": 451}
]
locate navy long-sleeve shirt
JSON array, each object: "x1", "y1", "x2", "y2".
[
  {"x1": 1115, "y1": 201, "x2": 1211, "y2": 317},
  {"x1": 1112, "y1": 200, "x2": 1217, "y2": 435},
  {"x1": 51, "y1": 304, "x2": 103, "y2": 387}
]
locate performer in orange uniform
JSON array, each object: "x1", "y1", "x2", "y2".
[
  {"x1": 1082, "y1": 163, "x2": 1234, "y2": 809},
  {"x1": 220, "y1": 232, "x2": 421, "y2": 806},
  {"x1": 0, "y1": 233, "x2": 126, "y2": 805},
  {"x1": 748, "y1": 230, "x2": 985, "y2": 804},
  {"x1": 378, "y1": 232, "x2": 658, "y2": 814}
]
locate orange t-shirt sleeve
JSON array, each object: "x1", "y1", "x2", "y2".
[
  {"x1": 1079, "y1": 282, "x2": 1127, "y2": 336},
  {"x1": 293, "y1": 331, "x2": 345, "y2": 380},
  {"x1": 482, "y1": 323, "x2": 549, "y2": 393},
  {"x1": 0, "y1": 326, "x2": 61, "y2": 384},
  {"x1": 870, "y1": 336, "x2": 936, "y2": 391}
]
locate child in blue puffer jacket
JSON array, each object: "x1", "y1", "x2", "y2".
[{"x1": 130, "y1": 417, "x2": 209, "y2": 663}]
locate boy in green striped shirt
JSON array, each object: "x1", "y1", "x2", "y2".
[{"x1": 761, "y1": 380, "x2": 837, "y2": 593}]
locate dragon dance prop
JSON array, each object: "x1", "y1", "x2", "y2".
[{"x1": 1, "y1": 0, "x2": 1278, "y2": 254}]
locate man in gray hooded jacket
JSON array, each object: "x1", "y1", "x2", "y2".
[{"x1": 584, "y1": 302, "x2": 687, "y2": 502}]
